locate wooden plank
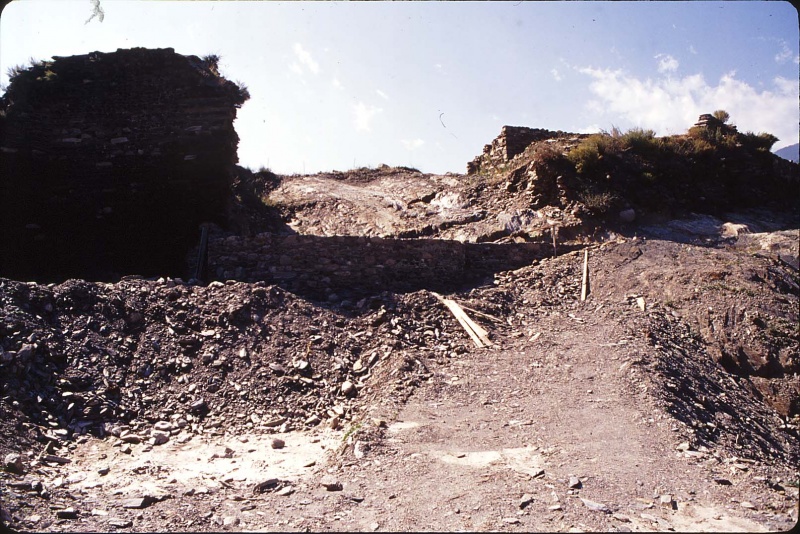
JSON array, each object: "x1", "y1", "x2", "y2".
[
  {"x1": 431, "y1": 292, "x2": 491, "y2": 347},
  {"x1": 460, "y1": 305, "x2": 504, "y2": 324}
]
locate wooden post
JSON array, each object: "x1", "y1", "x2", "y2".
[
  {"x1": 580, "y1": 249, "x2": 589, "y2": 301},
  {"x1": 551, "y1": 225, "x2": 559, "y2": 256}
]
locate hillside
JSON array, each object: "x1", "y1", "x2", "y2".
[{"x1": 1, "y1": 51, "x2": 798, "y2": 532}]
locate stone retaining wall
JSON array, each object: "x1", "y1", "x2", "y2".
[{"x1": 205, "y1": 234, "x2": 552, "y2": 300}]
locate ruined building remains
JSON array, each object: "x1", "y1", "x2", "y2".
[{"x1": 1, "y1": 47, "x2": 248, "y2": 281}]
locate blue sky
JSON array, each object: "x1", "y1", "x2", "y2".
[{"x1": 1, "y1": 0, "x2": 798, "y2": 174}]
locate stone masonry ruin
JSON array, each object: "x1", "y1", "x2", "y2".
[
  {"x1": 0, "y1": 48, "x2": 248, "y2": 281},
  {"x1": 1, "y1": 48, "x2": 563, "y2": 295}
]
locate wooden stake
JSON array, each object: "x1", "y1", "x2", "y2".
[
  {"x1": 580, "y1": 249, "x2": 589, "y2": 301},
  {"x1": 551, "y1": 225, "x2": 559, "y2": 256}
]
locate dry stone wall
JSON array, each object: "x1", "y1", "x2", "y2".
[
  {"x1": 0, "y1": 48, "x2": 247, "y2": 281},
  {"x1": 467, "y1": 125, "x2": 581, "y2": 175},
  {"x1": 204, "y1": 233, "x2": 552, "y2": 301}
]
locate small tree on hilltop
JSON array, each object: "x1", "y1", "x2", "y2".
[{"x1": 712, "y1": 109, "x2": 731, "y2": 124}]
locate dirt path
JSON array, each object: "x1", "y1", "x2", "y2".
[{"x1": 307, "y1": 305, "x2": 795, "y2": 532}]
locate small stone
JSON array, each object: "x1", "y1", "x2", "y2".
[
  {"x1": 223, "y1": 516, "x2": 239, "y2": 526},
  {"x1": 4, "y1": 452, "x2": 25, "y2": 474},
  {"x1": 341, "y1": 381, "x2": 356, "y2": 396},
  {"x1": 121, "y1": 497, "x2": 151, "y2": 509},
  {"x1": 305, "y1": 414, "x2": 321, "y2": 426},
  {"x1": 519, "y1": 493, "x2": 535, "y2": 509},
  {"x1": 120, "y1": 444, "x2": 132, "y2": 454},
  {"x1": 153, "y1": 421, "x2": 173, "y2": 432},
  {"x1": 676, "y1": 442, "x2": 691, "y2": 451},
  {"x1": 120, "y1": 434, "x2": 142, "y2": 444},
  {"x1": 254, "y1": 479, "x2": 279, "y2": 493},
  {"x1": 548, "y1": 504, "x2": 563, "y2": 511},
  {"x1": 612, "y1": 513, "x2": 631, "y2": 522},
  {"x1": 90, "y1": 509, "x2": 108, "y2": 516},
  {"x1": 190, "y1": 399, "x2": 207, "y2": 413},
  {"x1": 276, "y1": 486, "x2": 295, "y2": 496},
  {"x1": 320, "y1": 475, "x2": 342, "y2": 491},
  {"x1": 271, "y1": 438, "x2": 285, "y2": 449},
  {"x1": 108, "y1": 518, "x2": 133, "y2": 528},
  {"x1": 713, "y1": 478, "x2": 732, "y2": 485},
  {"x1": 98, "y1": 466, "x2": 110, "y2": 476},
  {"x1": 580, "y1": 498, "x2": 611, "y2": 513},
  {"x1": 568, "y1": 476, "x2": 582, "y2": 489},
  {"x1": 740, "y1": 501, "x2": 756, "y2": 510},
  {"x1": 150, "y1": 431, "x2": 169, "y2": 445},
  {"x1": 502, "y1": 517, "x2": 521, "y2": 524},
  {"x1": 56, "y1": 508, "x2": 79, "y2": 519},
  {"x1": 370, "y1": 523, "x2": 379, "y2": 531},
  {"x1": 659, "y1": 494, "x2": 675, "y2": 509}
]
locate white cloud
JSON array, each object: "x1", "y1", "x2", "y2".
[
  {"x1": 401, "y1": 138, "x2": 424, "y2": 150},
  {"x1": 376, "y1": 89, "x2": 389, "y2": 100},
  {"x1": 352, "y1": 101, "x2": 383, "y2": 132},
  {"x1": 688, "y1": 45, "x2": 697, "y2": 55},
  {"x1": 656, "y1": 54, "x2": 679, "y2": 73},
  {"x1": 332, "y1": 77, "x2": 343, "y2": 90},
  {"x1": 578, "y1": 66, "x2": 799, "y2": 149},
  {"x1": 292, "y1": 43, "x2": 319, "y2": 74},
  {"x1": 551, "y1": 68, "x2": 562, "y2": 81},
  {"x1": 774, "y1": 40, "x2": 797, "y2": 64},
  {"x1": 576, "y1": 124, "x2": 602, "y2": 134}
]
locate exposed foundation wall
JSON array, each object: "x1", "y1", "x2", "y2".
[{"x1": 205, "y1": 234, "x2": 551, "y2": 300}]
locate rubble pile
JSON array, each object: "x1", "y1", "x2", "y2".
[{"x1": 0, "y1": 276, "x2": 476, "y2": 456}]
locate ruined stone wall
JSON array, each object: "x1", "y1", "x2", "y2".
[
  {"x1": 0, "y1": 48, "x2": 248, "y2": 281},
  {"x1": 467, "y1": 125, "x2": 582, "y2": 175},
  {"x1": 203, "y1": 234, "x2": 550, "y2": 300}
]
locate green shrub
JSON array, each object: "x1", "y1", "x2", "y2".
[
  {"x1": 740, "y1": 131, "x2": 779, "y2": 152},
  {"x1": 566, "y1": 134, "x2": 619, "y2": 175},
  {"x1": 620, "y1": 127, "x2": 657, "y2": 152},
  {"x1": 577, "y1": 189, "x2": 618, "y2": 213}
]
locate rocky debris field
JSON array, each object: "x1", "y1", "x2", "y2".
[{"x1": 1, "y1": 215, "x2": 798, "y2": 531}]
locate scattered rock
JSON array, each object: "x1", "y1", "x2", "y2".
[
  {"x1": 320, "y1": 475, "x2": 343, "y2": 491},
  {"x1": 56, "y1": 508, "x2": 79, "y2": 519},
  {"x1": 276, "y1": 486, "x2": 295, "y2": 496},
  {"x1": 149, "y1": 431, "x2": 169, "y2": 445},
  {"x1": 341, "y1": 381, "x2": 356, "y2": 396},
  {"x1": 120, "y1": 497, "x2": 152, "y2": 509},
  {"x1": 108, "y1": 518, "x2": 133, "y2": 529},
  {"x1": 223, "y1": 516, "x2": 240, "y2": 526},
  {"x1": 271, "y1": 438, "x2": 285, "y2": 449},
  {"x1": 568, "y1": 476, "x2": 582, "y2": 489},
  {"x1": 254, "y1": 479, "x2": 279, "y2": 493},
  {"x1": 519, "y1": 493, "x2": 535, "y2": 509},
  {"x1": 4, "y1": 452, "x2": 25, "y2": 474},
  {"x1": 580, "y1": 498, "x2": 611, "y2": 513}
]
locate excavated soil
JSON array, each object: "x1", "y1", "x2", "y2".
[{"x1": 1, "y1": 214, "x2": 798, "y2": 532}]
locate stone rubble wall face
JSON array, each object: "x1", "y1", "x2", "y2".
[
  {"x1": 0, "y1": 48, "x2": 244, "y2": 281},
  {"x1": 206, "y1": 234, "x2": 548, "y2": 299}
]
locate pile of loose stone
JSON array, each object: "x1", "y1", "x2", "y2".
[{"x1": 0, "y1": 276, "x2": 474, "y2": 457}]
